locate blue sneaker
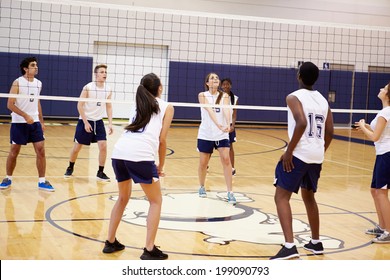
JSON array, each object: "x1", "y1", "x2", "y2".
[
  {"x1": 227, "y1": 192, "x2": 236, "y2": 205},
  {"x1": 38, "y1": 181, "x2": 55, "y2": 192},
  {"x1": 198, "y1": 186, "x2": 207, "y2": 197},
  {"x1": 0, "y1": 178, "x2": 12, "y2": 189}
]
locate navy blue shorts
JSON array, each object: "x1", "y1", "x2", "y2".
[
  {"x1": 197, "y1": 138, "x2": 230, "y2": 153},
  {"x1": 112, "y1": 159, "x2": 159, "y2": 184},
  {"x1": 229, "y1": 130, "x2": 236, "y2": 143},
  {"x1": 10, "y1": 122, "x2": 45, "y2": 145},
  {"x1": 74, "y1": 119, "x2": 106, "y2": 145},
  {"x1": 274, "y1": 156, "x2": 322, "y2": 193},
  {"x1": 371, "y1": 152, "x2": 390, "y2": 189}
]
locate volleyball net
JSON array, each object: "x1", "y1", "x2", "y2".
[{"x1": 0, "y1": 0, "x2": 389, "y2": 125}]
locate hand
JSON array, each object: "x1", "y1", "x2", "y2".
[
  {"x1": 280, "y1": 151, "x2": 294, "y2": 173},
  {"x1": 84, "y1": 122, "x2": 93, "y2": 133},
  {"x1": 107, "y1": 124, "x2": 113, "y2": 135},
  {"x1": 218, "y1": 124, "x2": 229, "y2": 132},
  {"x1": 356, "y1": 119, "x2": 366, "y2": 130},
  {"x1": 24, "y1": 115, "x2": 34, "y2": 124},
  {"x1": 157, "y1": 165, "x2": 165, "y2": 177}
]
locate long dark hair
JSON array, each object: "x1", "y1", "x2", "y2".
[
  {"x1": 204, "y1": 72, "x2": 224, "y2": 104},
  {"x1": 125, "y1": 73, "x2": 160, "y2": 132},
  {"x1": 221, "y1": 78, "x2": 234, "y2": 105}
]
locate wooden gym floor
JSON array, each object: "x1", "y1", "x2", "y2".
[{"x1": 0, "y1": 121, "x2": 389, "y2": 260}]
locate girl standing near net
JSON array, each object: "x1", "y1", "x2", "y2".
[
  {"x1": 197, "y1": 72, "x2": 236, "y2": 204},
  {"x1": 102, "y1": 73, "x2": 174, "y2": 259},
  {"x1": 355, "y1": 82, "x2": 390, "y2": 243},
  {"x1": 221, "y1": 78, "x2": 239, "y2": 176}
]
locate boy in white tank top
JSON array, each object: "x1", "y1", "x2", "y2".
[
  {"x1": 0, "y1": 57, "x2": 54, "y2": 191},
  {"x1": 64, "y1": 64, "x2": 113, "y2": 181}
]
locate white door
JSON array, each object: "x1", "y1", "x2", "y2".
[{"x1": 93, "y1": 42, "x2": 169, "y2": 119}]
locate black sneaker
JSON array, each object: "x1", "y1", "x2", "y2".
[
  {"x1": 270, "y1": 245, "x2": 299, "y2": 260},
  {"x1": 102, "y1": 238, "x2": 125, "y2": 253},
  {"x1": 97, "y1": 171, "x2": 110, "y2": 182},
  {"x1": 303, "y1": 241, "x2": 324, "y2": 254},
  {"x1": 366, "y1": 225, "x2": 385, "y2": 236},
  {"x1": 64, "y1": 167, "x2": 73, "y2": 178},
  {"x1": 140, "y1": 245, "x2": 168, "y2": 260}
]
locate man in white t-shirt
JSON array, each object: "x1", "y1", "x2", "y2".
[
  {"x1": 0, "y1": 57, "x2": 54, "y2": 191},
  {"x1": 64, "y1": 64, "x2": 113, "y2": 181},
  {"x1": 270, "y1": 62, "x2": 334, "y2": 260}
]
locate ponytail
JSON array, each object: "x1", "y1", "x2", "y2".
[{"x1": 125, "y1": 85, "x2": 160, "y2": 132}]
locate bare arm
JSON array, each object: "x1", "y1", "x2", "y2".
[
  {"x1": 282, "y1": 95, "x2": 307, "y2": 172},
  {"x1": 222, "y1": 92, "x2": 231, "y2": 128},
  {"x1": 38, "y1": 100, "x2": 45, "y2": 131},
  {"x1": 77, "y1": 87, "x2": 92, "y2": 132},
  {"x1": 157, "y1": 104, "x2": 174, "y2": 176},
  {"x1": 230, "y1": 98, "x2": 238, "y2": 132},
  {"x1": 106, "y1": 91, "x2": 113, "y2": 135},
  {"x1": 324, "y1": 107, "x2": 334, "y2": 151},
  {"x1": 356, "y1": 117, "x2": 387, "y2": 142}
]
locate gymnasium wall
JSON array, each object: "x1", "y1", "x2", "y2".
[
  {"x1": 1, "y1": 0, "x2": 389, "y2": 124},
  {"x1": 0, "y1": 52, "x2": 93, "y2": 118}
]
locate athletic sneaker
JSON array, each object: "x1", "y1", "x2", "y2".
[
  {"x1": 0, "y1": 178, "x2": 12, "y2": 189},
  {"x1": 198, "y1": 186, "x2": 207, "y2": 197},
  {"x1": 366, "y1": 225, "x2": 384, "y2": 236},
  {"x1": 97, "y1": 171, "x2": 110, "y2": 182},
  {"x1": 232, "y1": 168, "x2": 236, "y2": 176},
  {"x1": 227, "y1": 192, "x2": 237, "y2": 205},
  {"x1": 372, "y1": 232, "x2": 390, "y2": 243},
  {"x1": 38, "y1": 181, "x2": 55, "y2": 192},
  {"x1": 140, "y1": 245, "x2": 168, "y2": 260},
  {"x1": 64, "y1": 167, "x2": 73, "y2": 178},
  {"x1": 102, "y1": 238, "x2": 125, "y2": 253},
  {"x1": 303, "y1": 241, "x2": 324, "y2": 254},
  {"x1": 270, "y1": 245, "x2": 299, "y2": 260}
]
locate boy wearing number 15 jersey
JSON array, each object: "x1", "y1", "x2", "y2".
[{"x1": 270, "y1": 62, "x2": 334, "y2": 260}]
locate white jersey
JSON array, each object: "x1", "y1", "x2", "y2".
[
  {"x1": 287, "y1": 88, "x2": 329, "y2": 164},
  {"x1": 111, "y1": 97, "x2": 169, "y2": 161},
  {"x1": 80, "y1": 82, "x2": 111, "y2": 121},
  {"x1": 370, "y1": 106, "x2": 390, "y2": 155},
  {"x1": 231, "y1": 94, "x2": 238, "y2": 124},
  {"x1": 11, "y1": 76, "x2": 42, "y2": 123},
  {"x1": 197, "y1": 91, "x2": 229, "y2": 141}
]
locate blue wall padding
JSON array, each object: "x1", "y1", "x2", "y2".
[
  {"x1": 168, "y1": 61, "x2": 390, "y2": 124},
  {"x1": 2, "y1": 53, "x2": 389, "y2": 125},
  {"x1": 0, "y1": 52, "x2": 93, "y2": 118}
]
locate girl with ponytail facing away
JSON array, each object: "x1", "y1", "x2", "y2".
[{"x1": 103, "y1": 73, "x2": 174, "y2": 260}]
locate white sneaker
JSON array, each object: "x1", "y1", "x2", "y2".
[{"x1": 372, "y1": 232, "x2": 390, "y2": 243}]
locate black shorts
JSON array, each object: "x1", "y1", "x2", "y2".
[
  {"x1": 371, "y1": 152, "x2": 390, "y2": 189},
  {"x1": 229, "y1": 130, "x2": 236, "y2": 143},
  {"x1": 10, "y1": 122, "x2": 45, "y2": 145},
  {"x1": 274, "y1": 156, "x2": 322, "y2": 194},
  {"x1": 74, "y1": 119, "x2": 106, "y2": 145},
  {"x1": 112, "y1": 159, "x2": 159, "y2": 184},
  {"x1": 197, "y1": 139, "x2": 230, "y2": 154}
]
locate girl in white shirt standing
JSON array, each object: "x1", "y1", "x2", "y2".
[
  {"x1": 103, "y1": 73, "x2": 174, "y2": 259},
  {"x1": 197, "y1": 72, "x2": 235, "y2": 204},
  {"x1": 355, "y1": 82, "x2": 390, "y2": 243}
]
